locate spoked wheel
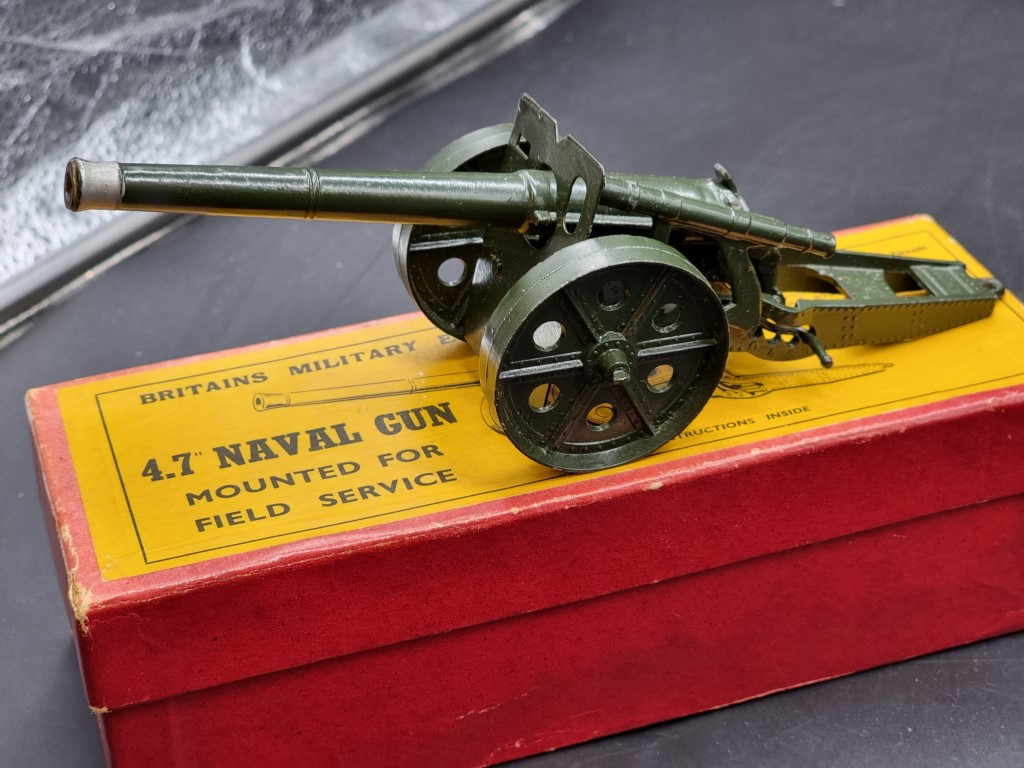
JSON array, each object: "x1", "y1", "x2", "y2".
[
  {"x1": 393, "y1": 123, "x2": 513, "y2": 339},
  {"x1": 480, "y1": 235, "x2": 730, "y2": 472}
]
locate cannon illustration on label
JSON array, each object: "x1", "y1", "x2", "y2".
[
  {"x1": 249, "y1": 363, "x2": 891, "y2": 414},
  {"x1": 64, "y1": 96, "x2": 1003, "y2": 471}
]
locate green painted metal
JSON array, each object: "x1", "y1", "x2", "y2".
[
  {"x1": 63, "y1": 95, "x2": 1005, "y2": 471},
  {"x1": 479, "y1": 235, "x2": 728, "y2": 471}
]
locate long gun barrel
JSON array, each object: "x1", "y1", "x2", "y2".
[
  {"x1": 65, "y1": 159, "x2": 556, "y2": 228},
  {"x1": 253, "y1": 371, "x2": 480, "y2": 411},
  {"x1": 65, "y1": 158, "x2": 835, "y2": 257}
]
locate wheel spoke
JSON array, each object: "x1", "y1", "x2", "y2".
[
  {"x1": 439, "y1": 280, "x2": 473, "y2": 325},
  {"x1": 406, "y1": 230, "x2": 486, "y2": 253},
  {"x1": 622, "y1": 267, "x2": 673, "y2": 336},
  {"x1": 633, "y1": 335, "x2": 719, "y2": 414},
  {"x1": 498, "y1": 354, "x2": 584, "y2": 382},
  {"x1": 561, "y1": 285, "x2": 611, "y2": 342},
  {"x1": 550, "y1": 382, "x2": 601, "y2": 448},
  {"x1": 636, "y1": 331, "x2": 721, "y2": 360},
  {"x1": 618, "y1": 380, "x2": 658, "y2": 435}
]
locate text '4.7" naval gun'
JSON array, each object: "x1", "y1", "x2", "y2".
[{"x1": 64, "y1": 96, "x2": 1003, "y2": 472}]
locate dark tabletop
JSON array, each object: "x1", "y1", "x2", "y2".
[{"x1": 3, "y1": 1, "x2": 1023, "y2": 765}]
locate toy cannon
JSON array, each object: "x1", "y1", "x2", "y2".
[{"x1": 64, "y1": 96, "x2": 1003, "y2": 471}]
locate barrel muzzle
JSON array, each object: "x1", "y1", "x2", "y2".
[
  {"x1": 64, "y1": 159, "x2": 123, "y2": 212},
  {"x1": 252, "y1": 393, "x2": 291, "y2": 411}
]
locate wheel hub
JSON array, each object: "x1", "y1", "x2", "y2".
[{"x1": 587, "y1": 334, "x2": 633, "y2": 383}]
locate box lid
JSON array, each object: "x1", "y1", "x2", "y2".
[{"x1": 28, "y1": 215, "x2": 1024, "y2": 711}]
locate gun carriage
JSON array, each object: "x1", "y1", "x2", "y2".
[{"x1": 65, "y1": 96, "x2": 1002, "y2": 471}]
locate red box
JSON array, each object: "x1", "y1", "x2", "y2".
[{"x1": 28, "y1": 217, "x2": 1024, "y2": 766}]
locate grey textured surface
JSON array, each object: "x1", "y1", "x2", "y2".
[
  {"x1": 2, "y1": 0, "x2": 1023, "y2": 766},
  {"x1": 0, "y1": 0, "x2": 506, "y2": 282}
]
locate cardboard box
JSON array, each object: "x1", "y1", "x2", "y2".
[{"x1": 28, "y1": 216, "x2": 1024, "y2": 766}]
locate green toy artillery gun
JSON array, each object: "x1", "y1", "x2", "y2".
[{"x1": 64, "y1": 96, "x2": 1003, "y2": 472}]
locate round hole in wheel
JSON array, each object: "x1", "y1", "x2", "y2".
[
  {"x1": 586, "y1": 403, "x2": 616, "y2": 431},
  {"x1": 528, "y1": 383, "x2": 561, "y2": 413},
  {"x1": 437, "y1": 257, "x2": 467, "y2": 287},
  {"x1": 598, "y1": 280, "x2": 628, "y2": 310},
  {"x1": 652, "y1": 302, "x2": 682, "y2": 333},
  {"x1": 532, "y1": 320, "x2": 565, "y2": 352},
  {"x1": 646, "y1": 364, "x2": 675, "y2": 393}
]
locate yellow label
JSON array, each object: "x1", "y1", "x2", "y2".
[{"x1": 57, "y1": 217, "x2": 1024, "y2": 580}]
